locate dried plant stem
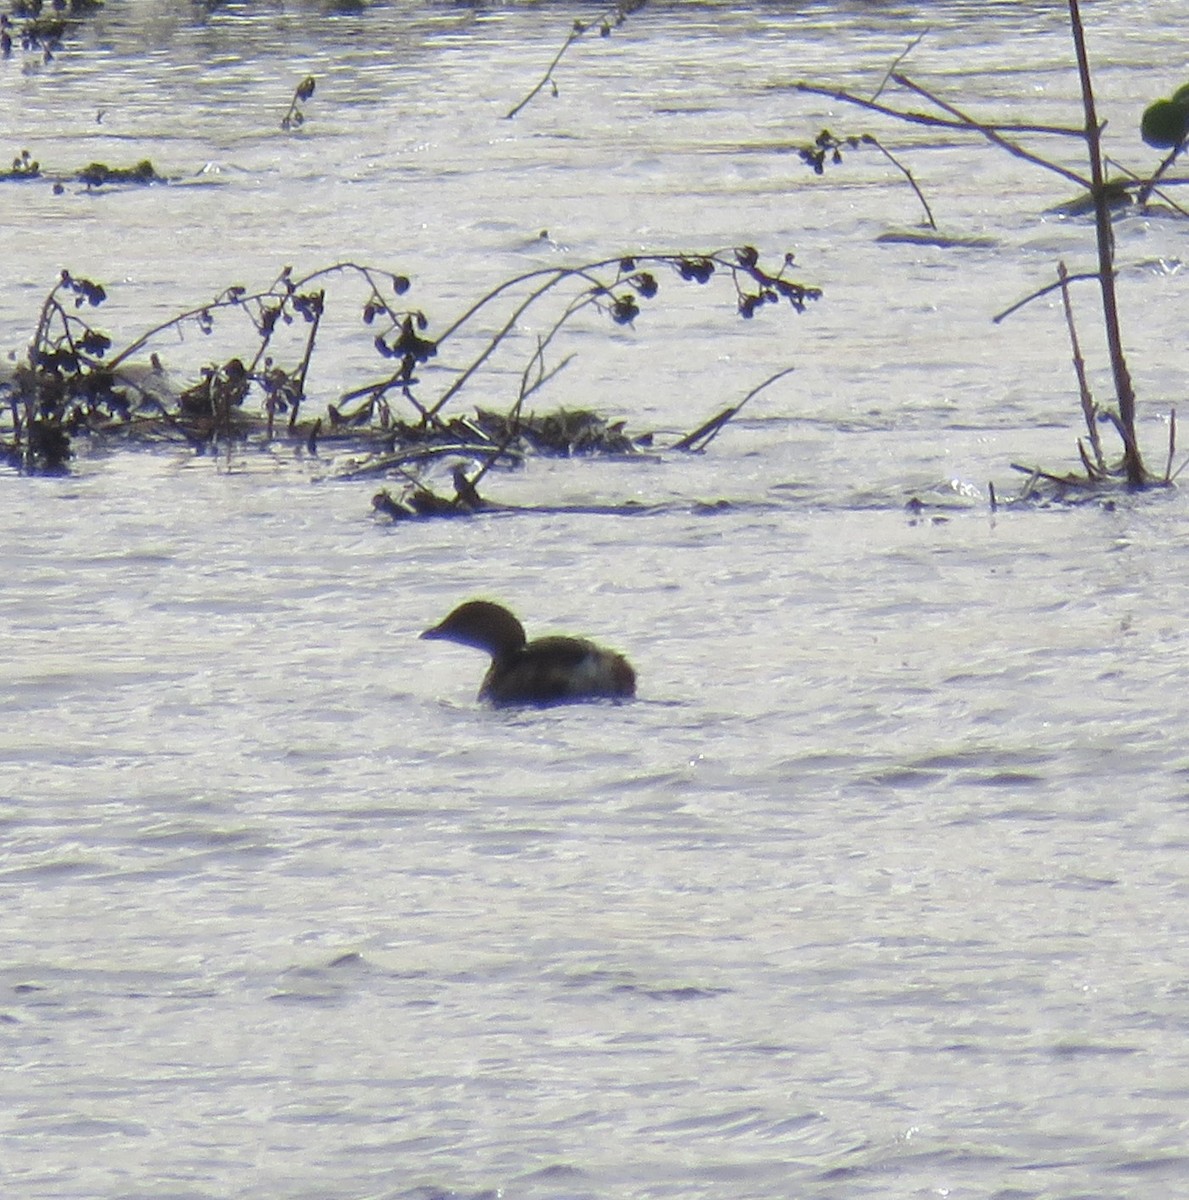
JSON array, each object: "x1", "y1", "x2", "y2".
[
  {"x1": 506, "y1": 3, "x2": 644, "y2": 120},
  {"x1": 288, "y1": 293, "x2": 323, "y2": 430},
  {"x1": 794, "y1": 81, "x2": 1083, "y2": 140},
  {"x1": 506, "y1": 25, "x2": 583, "y2": 119},
  {"x1": 871, "y1": 32, "x2": 928, "y2": 103},
  {"x1": 864, "y1": 136, "x2": 936, "y2": 228},
  {"x1": 1056, "y1": 261, "x2": 1104, "y2": 474},
  {"x1": 422, "y1": 270, "x2": 583, "y2": 421},
  {"x1": 1136, "y1": 143, "x2": 1186, "y2": 207},
  {"x1": 991, "y1": 271, "x2": 1099, "y2": 324},
  {"x1": 281, "y1": 76, "x2": 316, "y2": 131},
  {"x1": 1067, "y1": 0, "x2": 1143, "y2": 485},
  {"x1": 107, "y1": 263, "x2": 395, "y2": 371},
  {"x1": 1106, "y1": 159, "x2": 1189, "y2": 218},
  {"x1": 672, "y1": 366, "x2": 797, "y2": 452},
  {"x1": 1009, "y1": 462, "x2": 1096, "y2": 489},
  {"x1": 889, "y1": 73, "x2": 1091, "y2": 190}
]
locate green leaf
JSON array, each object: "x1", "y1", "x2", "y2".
[{"x1": 1141, "y1": 98, "x2": 1188, "y2": 149}]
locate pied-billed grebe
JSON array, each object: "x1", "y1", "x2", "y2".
[{"x1": 421, "y1": 600, "x2": 636, "y2": 707}]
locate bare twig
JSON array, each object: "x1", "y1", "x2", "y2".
[
  {"x1": 1057, "y1": 261, "x2": 1105, "y2": 473},
  {"x1": 1165, "y1": 409, "x2": 1176, "y2": 483},
  {"x1": 890, "y1": 73, "x2": 1091, "y2": 189},
  {"x1": 1136, "y1": 142, "x2": 1186, "y2": 207},
  {"x1": 672, "y1": 366, "x2": 797, "y2": 452},
  {"x1": 1106, "y1": 155, "x2": 1189, "y2": 216},
  {"x1": 107, "y1": 262, "x2": 405, "y2": 371},
  {"x1": 992, "y1": 271, "x2": 1098, "y2": 323},
  {"x1": 794, "y1": 81, "x2": 1084, "y2": 140},
  {"x1": 872, "y1": 32, "x2": 928, "y2": 103},
  {"x1": 506, "y1": 2, "x2": 645, "y2": 120},
  {"x1": 796, "y1": 81, "x2": 967, "y2": 132},
  {"x1": 864, "y1": 135, "x2": 937, "y2": 228},
  {"x1": 1010, "y1": 462, "x2": 1096, "y2": 489}
]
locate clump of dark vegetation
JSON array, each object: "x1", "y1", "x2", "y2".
[
  {"x1": 2, "y1": 148, "x2": 40, "y2": 180},
  {"x1": 1, "y1": 250, "x2": 820, "y2": 503},
  {"x1": 1, "y1": 0, "x2": 102, "y2": 63},
  {"x1": 281, "y1": 76, "x2": 316, "y2": 131},
  {"x1": 77, "y1": 159, "x2": 164, "y2": 187},
  {"x1": 0, "y1": 152, "x2": 165, "y2": 189},
  {"x1": 797, "y1": 0, "x2": 1188, "y2": 497},
  {"x1": 506, "y1": 0, "x2": 646, "y2": 119}
]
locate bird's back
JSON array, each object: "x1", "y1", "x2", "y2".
[{"x1": 481, "y1": 636, "x2": 636, "y2": 706}]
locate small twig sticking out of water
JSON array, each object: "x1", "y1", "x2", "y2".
[
  {"x1": 871, "y1": 32, "x2": 928, "y2": 103},
  {"x1": 1056, "y1": 261, "x2": 1105, "y2": 475},
  {"x1": 461, "y1": 362, "x2": 539, "y2": 499},
  {"x1": 1167, "y1": 424, "x2": 1189, "y2": 483},
  {"x1": 290, "y1": 291, "x2": 324, "y2": 426},
  {"x1": 1164, "y1": 409, "x2": 1177, "y2": 483},
  {"x1": 256, "y1": 286, "x2": 324, "y2": 435},
  {"x1": 1008, "y1": 462, "x2": 1100, "y2": 493},
  {"x1": 505, "y1": 1, "x2": 645, "y2": 120},
  {"x1": 520, "y1": 346, "x2": 576, "y2": 407},
  {"x1": 991, "y1": 271, "x2": 1099, "y2": 324},
  {"x1": 281, "y1": 76, "x2": 316, "y2": 131},
  {"x1": 672, "y1": 366, "x2": 798, "y2": 453},
  {"x1": 1015, "y1": 465, "x2": 1043, "y2": 501},
  {"x1": 866, "y1": 135, "x2": 936, "y2": 229},
  {"x1": 460, "y1": 336, "x2": 584, "y2": 500},
  {"x1": 798, "y1": 130, "x2": 936, "y2": 227}
]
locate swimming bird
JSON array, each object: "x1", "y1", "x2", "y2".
[{"x1": 421, "y1": 600, "x2": 636, "y2": 707}]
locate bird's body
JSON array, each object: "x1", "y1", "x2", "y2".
[{"x1": 421, "y1": 600, "x2": 636, "y2": 707}]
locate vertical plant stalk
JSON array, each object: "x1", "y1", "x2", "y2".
[
  {"x1": 1056, "y1": 261, "x2": 1105, "y2": 474},
  {"x1": 288, "y1": 292, "x2": 324, "y2": 431},
  {"x1": 1068, "y1": 0, "x2": 1144, "y2": 484}
]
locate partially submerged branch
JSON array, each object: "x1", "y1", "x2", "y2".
[
  {"x1": 671, "y1": 366, "x2": 797, "y2": 452},
  {"x1": 799, "y1": 130, "x2": 936, "y2": 228},
  {"x1": 794, "y1": 80, "x2": 1085, "y2": 141},
  {"x1": 889, "y1": 72, "x2": 1091, "y2": 190},
  {"x1": 799, "y1": 0, "x2": 1158, "y2": 490},
  {"x1": 1067, "y1": 0, "x2": 1143, "y2": 484},
  {"x1": 506, "y1": 1, "x2": 645, "y2": 119},
  {"x1": 346, "y1": 247, "x2": 819, "y2": 426},
  {"x1": 991, "y1": 271, "x2": 1099, "y2": 324},
  {"x1": 2, "y1": 247, "x2": 820, "y2": 478}
]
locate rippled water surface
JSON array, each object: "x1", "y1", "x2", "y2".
[{"x1": 3, "y1": 2, "x2": 1189, "y2": 1198}]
